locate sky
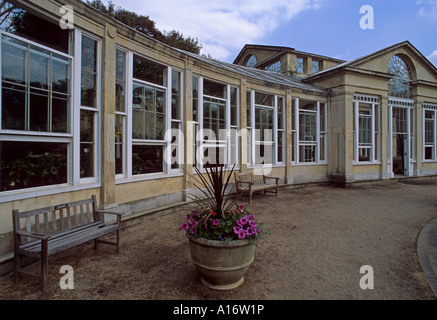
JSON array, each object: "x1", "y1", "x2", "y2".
[{"x1": 108, "y1": 0, "x2": 437, "y2": 66}]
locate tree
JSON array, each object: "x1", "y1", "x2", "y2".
[{"x1": 87, "y1": 0, "x2": 202, "y2": 54}]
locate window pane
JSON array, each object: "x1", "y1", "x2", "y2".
[
  {"x1": 319, "y1": 135, "x2": 325, "y2": 161},
  {"x1": 255, "y1": 106, "x2": 273, "y2": 141},
  {"x1": 81, "y1": 70, "x2": 96, "y2": 108},
  {"x1": 299, "y1": 145, "x2": 316, "y2": 162},
  {"x1": 52, "y1": 95, "x2": 69, "y2": 133},
  {"x1": 81, "y1": 36, "x2": 97, "y2": 72},
  {"x1": 204, "y1": 98, "x2": 226, "y2": 139},
  {"x1": 203, "y1": 80, "x2": 226, "y2": 99},
  {"x1": 230, "y1": 87, "x2": 238, "y2": 126},
  {"x1": 115, "y1": 49, "x2": 126, "y2": 112},
  {"x1": 29, "y1": 51, "x2": 49, "y2": 89},
  {"x1": 80, "y1": 110, "x2": 94, "y2": 178},
  {"x1": 277, "y1": 131, "x2": 284, "y2": 162},
  {"x1": 255, "y1": 143, "x2": 273, "y2": 165},
  {"x1": 246, "y1": 90, "x2": 252, "y2": 127},
  {"x1": 133, "y1": 55, "x2": 167, "y2": 86},
  {"x1": 52, "y1": 57, "x2": 70, "y2": 94},
  {"x1": 277, "y1": 97, "x2": 284, "y2": 130},
  {"x1": 255, "y1": 92, "x2": 273, "y2": 106},
  {"x1": 171, "y1": 122, "x2": 181, "y2": 169},
  {"x1": 2, "y1": 40, "x2": 26, "y2": 85},
  {"x1": 81, "y1": 36, "x2": 97, "y2": 108},
  {"x1": 132, "y1": 82, "x2": 166, "y2": 140},
  {"x1": 299, "y1": 111, "x2": 316, "y2": 142},
  {"x1": 172, "y1": 70, "x2": 181, "y2": 120},
  {"x1": 2, "y1": 8, "x2": 69, "y2": 53},
  {"x1": 132, "y1": 144, "x2": 163, "y2": 174},
  {"x1": 1, "y1": 84, "x2": 26, "y2": 130},
  {"x1": 0, "y1": 141, "x2": 68, "y2": 191},
  {"x1": 29, "y1": 88, "x2": 49, "y2": 131},
  {"x1": 115, "y1": 114, "x2": 124, "y2": 174},
  {"x1": 192, "y1": 77, "x2": 198, "y2": 122}
]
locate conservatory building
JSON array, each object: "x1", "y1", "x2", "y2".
[{"x1": 0, "y1": 0, "x2": 437, "y2": 273}]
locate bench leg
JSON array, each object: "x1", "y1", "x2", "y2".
[
  {"x1": 14, "y1": 252, "x2": 21, "y2": 284},
  {"x1": 116, "y1": 230, "x2": 120, "y2": 254},
  {"x1": 41, "y1": 240, "x2": 48, "y2": 291}
]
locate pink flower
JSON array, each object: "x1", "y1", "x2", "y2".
[
  {"x1": 239, "y1": 216, "x2": 248, "y2": 225},
  {"x1": 181, "y1": 222, "x2": 189, "y2": 230},
  {"x1": 237, "y1": 229, "x2": 246, "y2": 239},
  {"x1": 212, "y1": 219, "x2": 220, "y2": 226}
]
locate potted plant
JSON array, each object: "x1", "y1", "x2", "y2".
[{"x1": 181, "y1": 163, "x2": 266, "y2": 290}]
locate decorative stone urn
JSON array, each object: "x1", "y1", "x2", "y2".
[{"x1": 188, "y1": 237, "x2": 256, "y2": 290}]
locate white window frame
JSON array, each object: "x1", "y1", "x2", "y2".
[
  {"x1": 423, "y1": 103, "x2": 437, "y2": 162},
  {"x1": 388, "y1": 97, "x2": 415, "y2": 176},
  {"x1": 75, "y1": 29, "x2": 101, "y2": 185},
  {"x1": 194, "y1": 77, "x2": 239, "y2": 170},
  {"x1": 292, "y1": 98, "x2": 327, "y2": 165},
  {"x1": 353, "y1": 94, "x2": 380, "y2": 164},
  {"x1": 115, "y1": 47, "x2": 129, "y2": 179},
  {"x1": 168, "y1": 67, "x2": 184, "y2": 173},
  {"x1": 276, "y1": 96, "x2": 285, "y2": 165}
]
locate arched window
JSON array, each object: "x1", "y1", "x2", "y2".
[
  {"x1": 244, "y1": 54, "x2": 257, "y2": 68},
  {"x1": 387, "y1": 55, "x2": 413, "y2": 99}
]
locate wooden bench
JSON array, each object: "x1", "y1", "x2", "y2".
[
  {"x1": 234, "y1": 173, "x2": 279, "y2": 203},
  {"x1": 12, "y1": 195, "x2": 124, "y2": 291}
]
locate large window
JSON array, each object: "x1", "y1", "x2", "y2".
[
  {"x1": 0, "y1": 31, "x2": 72, "y2": 191},
  {"x1": 202, "y1": 79, "x2": 227, "y2": 165},
  {"x1": 292, "y1": 98, "x2": 327, "y2": 164},
  {"x1": 115, "y1": 48, "x2": 127, "y2": 175},
  {"x1": 193, "y1": 78, "x2": 239, "y2": 168},
  {"x1": 353, "y1": 95, "x2": 380, "y2": 163},
  {"x1": 254, "y1": 92, "x2": 274, "y2": 165},
  {"x1": 423, "y1": 104, "x2": 437, "y2": 161},
  {"x1": 80, "y1": 34, "x2": 99, "y2": 179},
  {"x1": 388, "y1": 55, "x2": 413, "y2": 99},
  {"x1": 132, "y1": 55, "x2": 167, "y2": 175},
  {"x1": 130, "y1": 55, "x2": 182, "y2": 176},
  {"x1": 246, "y1": 90, "x2": 285, "y2": 166}
]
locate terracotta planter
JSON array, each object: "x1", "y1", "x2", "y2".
[{"x1": 188, "y1": 237, "x2": 256, "y2": 290}]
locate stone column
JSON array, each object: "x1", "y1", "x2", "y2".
[
  {"x1": 380, "y1": 95, "x2": 390, "y2": 179},
  {"x1": 99, "y1": 23, "x2": 118, "y2": 212},
  {"x1": 182, "y1": 60, "x2": 194, "y2": 201},
  {"x1": 239, "y1": 79, "x2": 247, "y2": 173},
  {"x1": 285, "y1": 90, "x2": 293, "y2": 184},
  {"x1": 415, "y1": 100, "x2": 423, "y2": 176}
]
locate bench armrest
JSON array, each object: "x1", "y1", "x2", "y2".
[
  {"x1": 96, "y1": 210, "x2": 124, "y2": 217},
  {"x1": 16, "y1": 230, "x2": 51, "y2": 240},
  {"x1": 263, "y1": 176, "x2": 279, "y2": 180},
  {"x1": 263, "y1": 176, "x2": 279, "y2": 185},
  {"x1": 237, "y1": 179, "x2": 253, "y2": 184}
]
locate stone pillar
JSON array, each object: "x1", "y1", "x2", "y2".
[
  {"x1": 239, "y1": 79, "x2": 247, "y2": 173},
  {"x1": 380, "y1": 95, "x2": 390, "y2": 179},
  {"x1": 415, "y1": 100, "x2": 423, "y2": 176},
  {"x1": 182, "y1": 60, "x2": 194, "y2": 201},
  {"x1": 99, "y1": 23, "x2": 118, "y2": 211},
  {"x1": 285, "y1": 90, "x2": 293, "y2": 184}
]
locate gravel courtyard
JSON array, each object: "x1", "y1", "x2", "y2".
[{"x1": 1, "y1": 177, "x2": 437, "y2": 300}]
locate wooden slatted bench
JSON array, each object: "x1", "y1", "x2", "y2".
[
  {"x1": 234, "y1": 173, "x2": 279, "y2": 203},
  {"x1": 12, "y1": 195, "x2": 124, "y2": 291}
]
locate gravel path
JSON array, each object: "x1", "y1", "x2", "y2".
[{"x1": 1, "y1": 178, "x2": 437, "y2": 300}]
